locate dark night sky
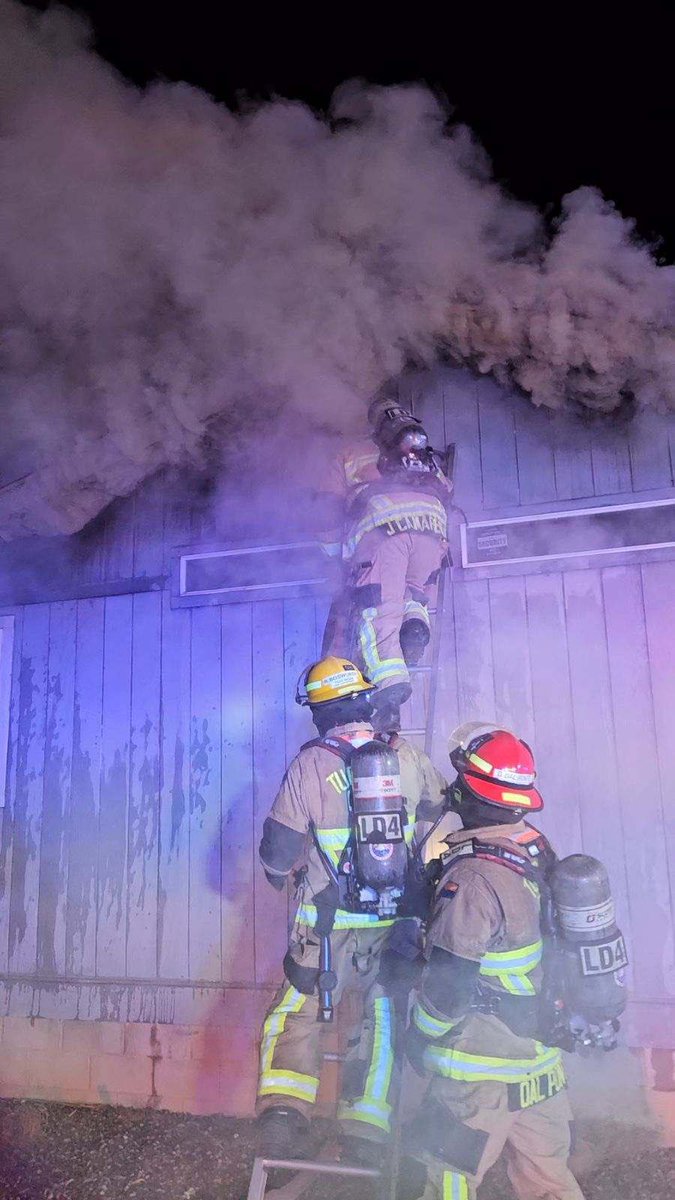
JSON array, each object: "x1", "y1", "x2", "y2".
[{"x1": 30, "y1": 0, "x2": 675, "y2": 258}]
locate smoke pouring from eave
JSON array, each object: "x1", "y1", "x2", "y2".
[{"x1": 0, "y1": 1, "x2": 673, "y2": 540}]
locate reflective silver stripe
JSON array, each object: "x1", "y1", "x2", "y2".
[{"x1": 296, "y1": 903, "x2": 395, "y2": 929}]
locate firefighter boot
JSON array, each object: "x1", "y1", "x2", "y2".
[
  {"x1": 371, "y1": 681, "x2": 412, "y2": 731},
  {"x1": 399, "y1": 617, "x2": 430, "y2": 667},
  {"x1": 257, "y1": 1106, "x2": 310, "y2": 1160},
  {"x1": 339, "y1": 1134, "x2": 385, "y2": 1170}
]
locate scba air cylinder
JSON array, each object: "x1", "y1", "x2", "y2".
[
  {"x1": 350, "y1": 741, "x2": 408, "y2": 897},
  {"x1": 550, "y1": 854, "x2": 628, "y2": 1024}
]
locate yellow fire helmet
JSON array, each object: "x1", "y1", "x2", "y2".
[{"x1": 296, "y1": 656, "x2": 374, "y2": 706}]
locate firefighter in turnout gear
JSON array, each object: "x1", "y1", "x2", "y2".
[
  {"x1": 321, "y1": 394, "x2": 452, "y2": 725},
  {"x1": 255, "y1": 656, "x2": 449, "y2": 1168},
  {"x1": 399, "y1": 723, "x2": 585, "y2": 1200}
]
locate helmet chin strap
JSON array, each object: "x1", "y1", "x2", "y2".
[{"x1": 450, "y1": 780, "x2": 524, "y2": 828}]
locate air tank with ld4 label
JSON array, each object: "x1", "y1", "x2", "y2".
[
  {"x1": 350, "y1": 740, "x2": 408, "y2": 910},
  {"x1": 549, "y1": 854, "x2": 628, "y2": 1037}
]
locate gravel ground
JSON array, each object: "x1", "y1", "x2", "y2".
[{"x1": 0, "y1": 1099, "x2": 672, "y2": 1200}]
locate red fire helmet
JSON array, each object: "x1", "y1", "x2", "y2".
[{"x1": 449, "y1": 722, "x2": 544, "y2": 812}]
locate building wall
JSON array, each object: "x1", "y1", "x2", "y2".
[{"x1": 1, "y1": 368, "x2": 674, "y2": 1117}]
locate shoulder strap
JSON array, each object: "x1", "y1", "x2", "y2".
[
  {"x1": 441, "y1": 837, "x2": 544, "y2": 884},
  {"x1": 301, "y1": 735, "x2": 354, "y2": 763}
]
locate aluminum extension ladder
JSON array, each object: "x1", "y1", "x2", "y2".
[
  {"x1": 398, "y1": 556, "x2": 448, "y2": 753},
  {"x1": 398, "y1": 440, "x2": 455, "y2": 752},
  {"x1": 246, "y1": 1154, "x2": 381, "y2": 1200}
]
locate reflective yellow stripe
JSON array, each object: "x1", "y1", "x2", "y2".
[
  {"x1": 425, "y1": 1042, "x2": 562, "y2": 1083},
  {"x1": 345, "y1": 451, "x2": 379, "y2": 484},
  {"x1": 344, "y1": 497, "x2": 447, "y2": 556},
  {"x1": 501, "y1": 790, "x2": 536, "y2": 808},
  {"x1": 403, "y1": 598, "x2": 430, "y2": 627},
  {"x1": 495, "y1": 972, "x2": 536, "y2": 996},
  {"x1": 338, "y1": 996, "x2": 394, "y2": 1133},
  {"x1": 443, "y1": 1170, "x2": 469, "y2": 1199},
  {"x1": 480, "y1": 939, "x2": 541, "y2": 995},
  {"x1": 364, "y1": 997, "x2": 393, "y2": 1104},
  {"x1": 315, "y1": 827, "x2": 350, "y2": 868},
  {"x1": 480, "y1": 939, "x2": 542, "y2": 970},
  {"x1": 358, "y1": 606, "x2": 407, "y2": 685},
  {"x1": 258, "y1": 986, "x2": 319, "y2": 1104},
  {"x1": 296, "y1": 903, "x2": 396, "y2": 929},
  {"x1": 259, "y1": 1069, "x2": 319, "y2": 1102},
  {"x1": 412, "y1": 999, "x2": 458, "y2": 1039},
  {"x1": 337, "y1": 1098, "x2": 391, "y2": 1132}
]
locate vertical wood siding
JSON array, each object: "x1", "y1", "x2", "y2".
[{"x1": 1, "y1": 370, "x2": 674, "y2": 1046}]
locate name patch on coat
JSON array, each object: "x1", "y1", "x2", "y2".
[
  {"x1": 382, "y1": 511, "x2": 447, "y2": 538},
  {"x1": 507, "y1": 1061, "x2": 567, "y2": 1111}
]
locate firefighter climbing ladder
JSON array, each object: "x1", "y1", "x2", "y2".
[
  {"x1": 246, "y1": 443, "x2": 455, "y2": 1200},
  {"x1": 246, "y1": 567, "x2": 451, "y2": 1200}
]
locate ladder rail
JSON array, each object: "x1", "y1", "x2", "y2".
[{"x1": 423, "y1": 563, "x2": 447, "y2": 758}]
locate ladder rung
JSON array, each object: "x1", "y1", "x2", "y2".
[
  {"x1": 247, "y1": 1156, "x2": 380, "y2": 1199},
  {"x1": 399, "y1": 728, "x2": 426, "y2": 736},
  {"x1": 259, "y1": 1157, "x2": 380, "y2": 1179},
  {"x1": 408, "y1": 665, "x2": 433, "y2": 674}
]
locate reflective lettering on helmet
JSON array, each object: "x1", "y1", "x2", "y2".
[
  {"x1": 469, "y1": 751, "x2": 492, "y2": 773},
  {"x1": 307, "y1": 668, "x2": 361, "y2": 693},
  {"x1": 493, "y1": 766, "x2": 536, "y2": 785}
]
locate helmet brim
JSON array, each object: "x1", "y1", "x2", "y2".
[
  {"x1": 463, "y1": 770, "x2": 544, "y2": 812},
  {"x1": 309, "y1": 685, "x2": 374, "y2": 706}
]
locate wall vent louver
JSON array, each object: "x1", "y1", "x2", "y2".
[
  {"x1": 461, "y1": 498, "x2": 675, "y2": 568},
  {"x1": 174, "y1": 541, "x2": 334, "y2": 606}
]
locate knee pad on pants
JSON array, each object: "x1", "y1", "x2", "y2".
[
  {"x1": 406, "y1": 1098, "x2": 488, "y2": 1176},
  {"x1": 352, "y1": 583, "x2": 382, "y2": 609},
  {"x1": 283, "y1": 949, "x2": 319, "y2": 996},
  {"x1": 340, "y1": 1058, "x2": 368, "y2": 1100}
]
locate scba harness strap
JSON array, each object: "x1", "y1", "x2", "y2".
[
  {"x1": 439, "y1": 826, "x2": 556, "y2": 886},
  {"x1": 436, "y1": 829, "x2": 557, "y2": 1036},
  {"x1": 303, "y1": 735, "x2": 411, "y2": 919}
]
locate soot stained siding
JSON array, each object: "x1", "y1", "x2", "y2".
[{"x1": 0, "y1": 369, "x2": 673, "y2": 1046}]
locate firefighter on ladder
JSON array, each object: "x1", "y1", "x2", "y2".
[
  {"x1": 400, "y1": 724, "x2": 586, "y2": 1200},
  {"x1": 255, "y1": 656, "x2": 450, "y2": 1170},
  {"x1": 320, "y1": 393, "x2": 452, "y2": 729}
]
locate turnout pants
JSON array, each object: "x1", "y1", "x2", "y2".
[
  {"x1": 406, "y1": 1078, "x2": 584, "y2": 1200},
  {"x1": 350, "y1": 530, "x2": 445, "y2": 691},
  {"x1": 257, "y1": 924, "x2": 396, "y2": 1142}
]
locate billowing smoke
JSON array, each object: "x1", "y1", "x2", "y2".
[{"x1": 1, "y1": 0, "x2": 673, "y2": 539}]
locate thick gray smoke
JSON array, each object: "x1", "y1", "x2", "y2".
[{"x1": 1, "y1": 1, "x2": 673, "y2": 539}]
